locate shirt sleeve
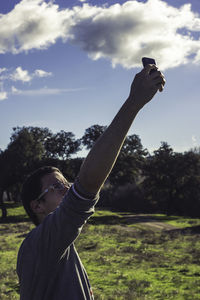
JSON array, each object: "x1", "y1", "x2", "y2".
[{"x1": 32, "y1": 177, "x2": 99, "y2": 265}]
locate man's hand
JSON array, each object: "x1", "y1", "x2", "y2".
[{"x1": 129, "y1": 64, "x2": 166, "y2": 111}]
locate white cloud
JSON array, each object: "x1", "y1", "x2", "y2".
[
  {"x1": 192, "y1": 135, "x2": 197, "y2": 146},
  {"x1": 34, "y1": 69, "x2": 52, "y2": 77},
  {"x1": 69, "y1": 1, "x2": 200, "y2": 69},
  {"x1": 0, "y1": 68, "x2": 7, "y2": 74},
  {"x1": 0, "y1": 0, "x2": 72, "y2": 54},
  {"x1": 11, "y1": 86, "x2": 20, "y2": 94},
  {"x1": 0, "y1": 67, "x2": 52, "y2": 99},
  {"x1": 11, "y1": 86, "x2": 63, "y2": 95},
  {"x1": 11, "y1": 66, "x2": 32, "y2": 82},
  {"x1": 8, "y1": 67, "x2": 52, "y2": 82},
  {"x1": 0, "y1": 0, "x2": 200, "y2": 69},
  {"x1": 0, "y1": 81, "x2": 7, "y2": 100},
  {"x1": 0, "y1": 91, "x2": 7, "y2": 100},
  {"x1": 11, "y1": 86, "x2": 85, "y2": 96}
]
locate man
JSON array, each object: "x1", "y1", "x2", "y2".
[{"x1": 17, "y1": 64, "x2": 165, "y2": 300}]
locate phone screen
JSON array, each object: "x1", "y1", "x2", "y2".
[
  {"x1": 142, "y1": 57, "x2": 156, "y2": 67},
  {"x1": 142, "y1": 57, "x2": 156, "y2": 74}
]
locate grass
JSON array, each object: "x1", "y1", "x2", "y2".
[
  {"x1": 0, "y1": 204, "x2": 33, "y2": 300},
  {"x1": 151, "y1": 214, "x2": 200, "y2": 228},
  {"x1": 1, "y1": 203, "x2": 200, "y2": 299}
]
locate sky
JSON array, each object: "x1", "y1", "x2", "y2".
[{"x1": 0, "y1": 0, "x2": 200, "y2": 156}]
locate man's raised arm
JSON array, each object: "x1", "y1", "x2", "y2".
[{"x1": 78, "y1": 64, "x2": 165, "y2": 194}]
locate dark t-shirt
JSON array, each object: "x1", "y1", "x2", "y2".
[{"x1": 17, "y1": 180, "x2": 99, "y2": 300}]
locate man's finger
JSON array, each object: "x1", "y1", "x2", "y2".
[
  {"x1": 158, "y1": 77, "x2": 166, "y2": 92},
  {"x1": 142, "y1": 64, "x2": 157, "y2": 76},
  {"x1": 159, "y1": 84, "x2": 164, "y2": 92}
]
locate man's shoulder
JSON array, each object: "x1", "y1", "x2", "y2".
[
  {"x1": 17, "y1": 226, "x2": 39, "y2": 276},
  {"x1": 18, "y1": 225, "x2": 40, "y2": 252}
]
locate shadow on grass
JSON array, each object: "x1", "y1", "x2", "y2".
[
  {"x1": 0, "y1": 202, "x2": 29, "y2": 224},
  {"x1": 168, "y1": 225, "x2": 200, "y2": 235},
  {"x1": 5, "y1": 282, "x2": 20, "y2": 295},
  {"x1": 88, "y1": 215, "x2": 122, "y2": 225},
  {"x1": 2, "y1": 202, "x2": 21, "y2": 209},
  {"x1": 89, "y1": 213, "x2": 181, "y2": 226},
  {"x1": 0, "y1": 215, "x2": 30, "y2": 224},
  {"x1": 89, "y1": 212, "x2": 200, "y2": 236}
]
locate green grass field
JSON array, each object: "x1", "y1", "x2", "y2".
[{"x1": 1, "y1": 203, "x2": 200, "y2": 299}]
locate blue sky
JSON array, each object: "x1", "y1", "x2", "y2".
[{"x1": 0, "y1": 0, "x2": 200, "y2": 156}]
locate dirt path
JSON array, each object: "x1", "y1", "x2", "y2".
[{"x1": 120, "y1": 214, "x2": 178, "y2": 231}]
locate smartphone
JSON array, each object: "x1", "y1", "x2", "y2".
[{"x1": 142, "y1": 57, "x2": 156, "y2": 74}]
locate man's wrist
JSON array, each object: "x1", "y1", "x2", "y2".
[{"x1": 126, "y1": 96, "x2": 143, "y2": 114}]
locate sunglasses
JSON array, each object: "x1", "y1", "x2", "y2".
[{"x1": 34, "y1": 181, "x2": 71, "y2": 202}]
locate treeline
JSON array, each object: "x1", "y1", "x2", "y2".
[{"x1": 0, "y1": 125, "x2": 200, "y2": 219}]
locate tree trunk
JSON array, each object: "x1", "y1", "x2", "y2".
[
  {"x1": 0, "y1": 189, "x2": 7, "y2": 219},
  {"x1": 6, "y1": 190, "x2": 12, "y2": 202}
]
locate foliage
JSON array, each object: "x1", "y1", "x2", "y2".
[
  {"x1": 1, "y1": 125, "x2": 200, "y2": 220},
  {"x1": 81, "y1": 124, "x2": 107, "y2": 150},
  {"x1": 10, "y1": 126, "x2": 81, "y2": 160},
  {"x1": 109, "y1": 134, "x2": 148, "y2": 186},
  {"x1": 99, "y1": 183, "x2": 147, "y2": 213},
  {"x1": 111, "y1": 183, "x2": 148, "y2": 212},
  {"x1": 44, "y1": 130, "x2": 81, "y2": 160},
  {"x1": 0, "y1": 126, "x2": 82, "y2": 218},
  {"x1": 57, "y1": 157, "x2": 84, "y2": 182},
  {"x1": 0, "y1": 127, "x2": 47, "y2": 217},
  {"x1": 142, "y1": 142, "x2": 200, "y2": 216}
]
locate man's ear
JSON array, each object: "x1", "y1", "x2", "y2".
[{"x1": 30, "y1": 200, "x2": 45, "y2": 214}]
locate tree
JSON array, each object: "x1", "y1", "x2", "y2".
[
  {"x1": 172, "y1": 151, "x2": 200, "y2": 216},
  {"x1": 81, "y1": 125, "x2": 107, "y2": 150},
  {"x1": 142, "y1": 142, "x2": 200, "y2": 216},
  {"x1": 59, "y1": 158, "x2": 84, "y2": 182},
  {"x1": 109, "y1": 134, "x2": 148, "y2": 186},
  {"x1": 44, "y1": 130, "x2": 81, "y2": 159},
  {"x1": 142, "y1": 142, "x2": 175, "y2": 214},
  {"x1": 0, "y1": 127, "x2": 45, "y2": 218},
  {"x1": 8, "y1": 127, "x2": 45, "y2": 169},
  {"x1": 0, "y1": 126, "x2": 83, "y2": 219},
  {"x1": 11, "y1": 126, "x2": 82, "y2": 160},
  {"x1": 81, "y1": 126, "x2": 148, "y2": 185},
  {"x1": 11, "y1": 126, "x2": 52, "y2": 145},
  {"x1": 0, "y1": 151, "x2": 7, "y2": 218}
]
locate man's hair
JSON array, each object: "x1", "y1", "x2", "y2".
[{"x1": 21, "y1": 166, "x2": 63, "y2": 226}]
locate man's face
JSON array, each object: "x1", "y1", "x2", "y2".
[{"x1": 39, "y1": 171, "x2": 69, "y2": 217}]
